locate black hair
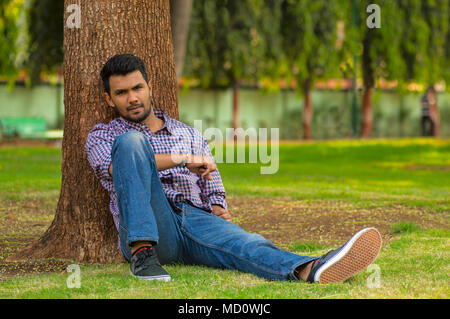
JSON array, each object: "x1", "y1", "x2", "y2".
[{"x1": 100, "y1": 54, "x2": 149, "y2": 95}]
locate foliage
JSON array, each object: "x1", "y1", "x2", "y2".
[
  {"x1": 183, "y1": 0, "x2": 269, "y2": 88},
  {"x1": 396, "y1": 0, "x2": 449, "y2": 88},
  {"x1": 0, "y1": 0, "x2": 449, "y2": 91},
  {"x1": 346, "y1": 0, "x2": 405, "y2": 90},
  {"x1": 26, "y1": 0, "x2": 63, "y2": 85},
  {"x1": 347, "y1": 0, "x2": 449, "y2": 91},
  {"x1": 0, "y1": 0, "x2": 21, "y2": 87},
  {"x1": 421, "y1": 0, "x2": 449, "y2": 85},
  {"x1": 279, "y1": 0, "x2": 343, "y2": 90}
]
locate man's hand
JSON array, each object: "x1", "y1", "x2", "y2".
[
  {"x1": 185, "y1": 155, "x2": 217, "y2": 181},
  {"x1": 211, "y1": 205, "x2": 232, "y2": 222}
]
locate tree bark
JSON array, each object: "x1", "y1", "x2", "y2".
[
  {"x1": 170, "y1": 0, "x2": 193, "y2": 80},
  {"x1": 361, "y1": 32, "x2": 374, "y2": 138},
  {"x1": 7, "y1": 0, "x2": 178, "y2": 263},
  {"x1": 360, "y1": 87, "x2": 373, "y2": 138},
  {"x1": 302, "y1": 78, "x2": 312, "y2": 140}
]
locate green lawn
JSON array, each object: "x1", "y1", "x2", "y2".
[{"x1": 0, "y1": 138, "x2": 448, "y2": 299}]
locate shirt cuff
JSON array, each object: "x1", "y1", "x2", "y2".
[{"x1": 209, "y1": 194, "x2": 228, "y2": 210}]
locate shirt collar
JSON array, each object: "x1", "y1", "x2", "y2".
[{"x1": 119, "y1": 107, "x2": 176, "y2": 135}]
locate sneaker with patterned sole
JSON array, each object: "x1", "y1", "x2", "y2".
[
  {"x1": 306, "y1": 227, "x2": 382, "y2": 284},
  {"x1": 130, "y1": 246, "x2": 171, "y2": 281}
]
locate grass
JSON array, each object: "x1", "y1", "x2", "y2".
[
  {"x1": 0, "y1": 229, "x2": 448, "y2": 299},
  {"x1": 390, "y1": 221, "x2": 422, "y2": 234},
  {"x1": 0, "y1": 137, "x2": 449, "y2": 299},
  {"x1": 216, "y1": 138, "x2": 450, "y2": 211}
]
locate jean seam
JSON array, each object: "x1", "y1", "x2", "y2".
[
  {"x1": 180, "y1": 224, "x2": 288, "y2": 278},
  {"x1": 114, "y1": 158, "x2": 135, "y2": 245},
  {"x1": 127, "y1": 236, "x2": 159, "y2": 243},
  {"x1": 180, "y1": 204, "x2": 193, "y2": 229}
]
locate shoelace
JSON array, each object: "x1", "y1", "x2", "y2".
[{"x1": 133, "y1": 246, "x2": 153, "y2": 263}]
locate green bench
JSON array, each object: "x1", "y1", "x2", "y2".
[{"x1": 0, "y1": 117, "x2": 50, "y2": 139}]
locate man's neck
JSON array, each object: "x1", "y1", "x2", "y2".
[{"x1": 143, "y1": 108, "x2": 164, "y2": 133}]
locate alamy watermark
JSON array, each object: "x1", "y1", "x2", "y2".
[
  {"x1": 170, "y1": 121, "x2": 280, "y2": 175},
  {"x1": 65, "y1": 3, "x2": 381, "y2": 30},
  {"x1": 366, "y1": 264, "x2": 381, "y2": 289},
  {"x1": 367, "y1": 4, "x2": 381, "y2": 29},
  {"x1": 66, "y1": 4, "x2": 81, "y2": 29},
  {"x1": 66, "y1": 264, "x2": 81, "y2": 289}
]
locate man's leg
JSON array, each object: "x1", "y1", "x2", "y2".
[
  {"x1": 111, "y1": 131, "x2": 183, "y2": 265},
  {"x1": 421, "y1": 116, "x2": 427, "y2": 136},
  {"x1": 179, "y1": 204, "x2": 382, "y2": 284},
  {"x1": 178, "y1": 203, "x2": 316, "y2": 281}
]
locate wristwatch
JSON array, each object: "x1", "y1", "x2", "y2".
[{"x1": 180, "y1": 153, "x2": 190, "y2": 166}]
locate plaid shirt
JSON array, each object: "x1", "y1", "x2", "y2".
[{"x1": 84, "y1": 108, "x2": 227, "y2": 231}]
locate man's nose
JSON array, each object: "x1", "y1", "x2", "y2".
[{"x1": 128, "y1": 91, "x2": 139, "y2": 104}]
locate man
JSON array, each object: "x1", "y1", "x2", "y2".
[
  {"x1": 421, "y1": 86, "x2": 440, "y2": 137},
  {"x1": 85, "y1": 54, "x2": 382, "y2": 284}
]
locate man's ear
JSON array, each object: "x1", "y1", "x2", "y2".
[
  {"x1": 147, "y1": 81, "x2": 153, "y2": 97},
  {"x1": 104, "y1": 92, "x2": 115, "y2": 108}
]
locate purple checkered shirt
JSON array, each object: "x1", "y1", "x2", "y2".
[{"x1": 84, "y1": 108, "x2": 227, "y2": 231}]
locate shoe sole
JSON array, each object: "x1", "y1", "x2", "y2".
[
  {"x1": 314, "y1": 227, "x2": 382, "y2": 284},
  {"x1": 130, "y1": 271, "x2": 171, "y2": 282}
]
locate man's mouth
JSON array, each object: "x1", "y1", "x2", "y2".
[{"x1": 127, "y1": 105, "x2": 143, "y2": 112}]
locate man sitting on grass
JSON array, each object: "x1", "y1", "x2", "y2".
[{"x1": 84, "y1": 53, "x2": 382, "y2": 284}]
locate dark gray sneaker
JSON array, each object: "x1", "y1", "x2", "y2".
[
  {"x1": 130, "y1": 246, "x2": 171, "y2": 281},
  {"x1": 306, "y1": 227, "x2": 382, "y2": 284}
]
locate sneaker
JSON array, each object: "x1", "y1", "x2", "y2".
[
  {"x1": 130, "y1": 246, "x2": 171, "y2": 281},
  {"x1": 306, "y1": 227, "x2": 382, "y2": 284}
]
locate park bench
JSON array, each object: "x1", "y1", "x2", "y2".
[{"x1": 0, "y1": 117, "x2": 63, "y2": 140}]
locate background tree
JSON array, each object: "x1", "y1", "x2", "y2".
[
  {"x1": 8, "y1": 0, "x2": 178, "y2": 263},
  {"x1": 421, "y1": 0, "x2": 449, "y2": 85},
  {"x1": 170, "y1": 0, "x2": 193, "y2": 81},
  {"x1": 0, "y1": 0, "x2": 20, "y2": 88},
  {"x1": 280, "y1": 0, "x2": 343, "y2": 140},
  {"x1": 26, "y1": 0, "x2": 63, "y2": 85},
  {"x1": 351, "y1": 0, "x2": 404, "y2": 138},
  {"x1": 184, "y1": 0, "x2": 265, "y2": 139},
  {"x1": 420, "y1": 0, "x2": 449, "y2": 137}
]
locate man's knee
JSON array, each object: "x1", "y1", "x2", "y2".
[
  {"x1": 112, "y1": 131, "x2": 155, "y2": 163},
  {"x1": 116, "y1": 130, "x2": 145, "y2": 145},
  {"x1": 114, "y1": 131, "x2": 150, "y2": 151}
]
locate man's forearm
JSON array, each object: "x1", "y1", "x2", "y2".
[{"x1": 108, "y1": 153, "x2": 188, "y2": 176}]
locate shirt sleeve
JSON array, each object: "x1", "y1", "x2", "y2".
[
  {"x1": 84, "y1": 123, "x2": 114, "y2": 184},
  {"x1": 198, "y1": 137, "x2": 228, "y2": 210}
]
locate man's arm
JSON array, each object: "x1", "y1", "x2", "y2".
[
  {"x1": 196, "y1": 137, "x2": 230, "y2": 220},
  {"x1": 108, "y1": 153, "x2": 217, "y2": 178},
  {"x1": 85, "y1": 124, "x2": 114, "y2": 184}
]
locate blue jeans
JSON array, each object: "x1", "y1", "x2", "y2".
[{"x1": 112, "y1": 131, "x2": 315, "y2": 281}]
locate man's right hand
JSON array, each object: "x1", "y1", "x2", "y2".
[{"x1": 185, "y1": 155, "x2": 217, "y2": 181}]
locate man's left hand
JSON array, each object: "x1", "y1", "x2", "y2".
[{"x1": 211, "y1": 205, "x2": 232, "y2": 222}]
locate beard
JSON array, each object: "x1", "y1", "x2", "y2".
[{"x1": 115, "y1": 97, "x2": 152, "y2": 123}]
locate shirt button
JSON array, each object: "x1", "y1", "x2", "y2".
[{"x1": 174, "y1": 183, "x2": 179, "y2": 187}]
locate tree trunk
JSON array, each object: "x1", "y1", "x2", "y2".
[
  {"x1": 302, "y1": 79, "x2": 312, "y2": 140},
  {"x1": 7, "y1": 0, "x2": 178, "y2": 263},
  {"x1": 361, "y1": 31, "x2": 374, "y2": 139},
  {"x1": 170, "y1": 0, "x2": 193, "y2": 80},
  {"x1": 360, "y1": 87, "x2": 373, "y2": 138}
]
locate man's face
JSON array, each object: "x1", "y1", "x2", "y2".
[{"x1": 104, "y1": 70, "x2": 152, "y2": 123}]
